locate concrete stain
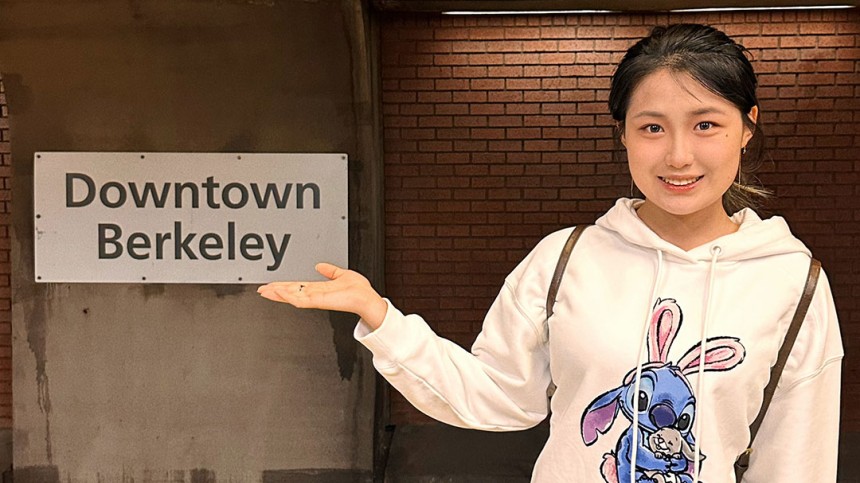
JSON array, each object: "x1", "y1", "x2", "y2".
[
  {"x1": 142, "y1": 284, "x2": 166, "y2": 299},
  {"x1": 328, "y1": 310, "x2": 358, "y2": 381},
  {"x1": 349, "y1": 348, "x2": 367, "y2": 466},
  {"x1": 24, "y1": 283, "x2": 55, "y2": 464},
  {"x1": 144, "y1": 284, "x2": 248, "y2": 300},
  {"x1": 190, "y1": 468, "x2": 216, "y2": 483},
  {"x1": 209, "y1": 284, "x2": 245, "y2": 298},
  {"x1": 14, "y1": 428, "x2": 30, "y2": 454},
  {"x1": 93, "y1": 469, "x2": 218, "y2": 483},
  {"x1": 262, "y1": 469, "x2": 371, "y2": 483},
  {"x1": 13, "y1": 465, "x2": 60, "y2": 483},
  {"x1": 8, "y1": 79, "x2": 53, "y2": 465}
]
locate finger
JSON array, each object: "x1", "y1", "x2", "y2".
[
  {"x1": 259, "y1": 287, "x2": 291, "y2": 303},
  {"x1": 258, "y1": 279, "x2": 323, "y2": 293},
  {"x1": 258, "y1": 282, "x2": 305, "y2": 302},
  {"x1": 315, "y1": 262, "x2": 345, "y2": 280},
  {"x1": 258, "y1": 281, "x2": 303, "y2": 292}
]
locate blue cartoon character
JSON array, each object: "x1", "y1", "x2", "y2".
[{"x1": 580, "y1": 298, "x2": 746, "y2": 483}]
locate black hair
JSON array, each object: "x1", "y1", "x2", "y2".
[{"x1": 609, "y1": 24, "x2": 769, "y2": 213}]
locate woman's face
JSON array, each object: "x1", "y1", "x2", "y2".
[{"x1": 621, "y1": 69, "x2": 758, "y2": 221}]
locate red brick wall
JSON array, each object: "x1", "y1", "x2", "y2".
[
  {"x1": 0, "y1": 75, "x2": 11, "y2": 428},
  {"x1": 381, "y1": 11, "x2": 860, "y2": 428}
]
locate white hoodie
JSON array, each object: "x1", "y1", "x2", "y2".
[{"x1": 355, "y1": 198, "x2": 843, "y2": 483}]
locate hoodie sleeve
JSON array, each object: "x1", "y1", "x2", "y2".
[
  {"x1": 741, "y1": 269, "x2": 844, "y2": 482},
  {"x1": 352, "y1": 234, "x2": 563, "y2": 431}
]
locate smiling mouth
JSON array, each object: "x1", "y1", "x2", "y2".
[{"x1": 659, "y1": 176, "x2": 703, "y2": 187}]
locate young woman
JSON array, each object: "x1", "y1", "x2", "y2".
[{"x1": 258, "y1": 24, "x2": 842, "y2": 483}]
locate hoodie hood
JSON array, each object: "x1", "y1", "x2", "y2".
[{"x1": 595, "y1": 198, "x2": 811, "y2": 263}]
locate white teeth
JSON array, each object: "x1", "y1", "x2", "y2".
[{"x1": 661, "y1": 176, "x2": 701, "y2": 186}]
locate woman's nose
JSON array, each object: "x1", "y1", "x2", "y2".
[{"x1": 664, "y1": 135, "x2": 694, "y2": 168}]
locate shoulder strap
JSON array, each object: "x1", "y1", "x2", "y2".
[
  {"x1": 546, "y1": 225, "x2": 590, "y2": 319},
  {"x1": 734, "y1": 257, "x2": 821, "y2": 480}
]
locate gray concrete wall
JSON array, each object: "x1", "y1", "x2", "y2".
[{"x1": 1, "y1": 0, "x2": 379, "y2": 480}]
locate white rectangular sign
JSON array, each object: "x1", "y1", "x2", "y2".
[{"x1": 34, "y1": 152, "x2": 348, "y2": 283}]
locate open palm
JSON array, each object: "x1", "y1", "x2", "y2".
[{"x1": 257, "y1": 263, "x2": 387, "y2": 329}]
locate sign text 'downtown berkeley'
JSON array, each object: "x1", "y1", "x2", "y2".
[{"x1": 34, "y1": 152, "x2": 348, "y2": 283}]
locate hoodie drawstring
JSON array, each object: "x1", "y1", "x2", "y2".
[
  {"x1": 630, "y1": 249, "x2": 664, "y2": 483},
  {"x1": 692, "y1": 245, "x2": 722, "y2": 482},
  {"x1": 630, "y1": 246, "x2": 720, "y2": 483}
]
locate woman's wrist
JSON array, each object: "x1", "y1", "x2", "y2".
[{"x1": 359, "y1": 295, "x2": 388, "y2": 331}]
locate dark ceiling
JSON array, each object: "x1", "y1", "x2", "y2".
[{"x1": 372, "y1": 0, "x2": 859, "y2": 12}]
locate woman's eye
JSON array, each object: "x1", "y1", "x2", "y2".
[
  {"x1": 645, "y1": 125, "x2": 662, "y2": 133},
  {"x1": 697, "y1": 121, "x2": 714, "y2": 130}
]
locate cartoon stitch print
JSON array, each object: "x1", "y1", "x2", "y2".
[{"x1": 580, "y1": 298, "x2": 746, "y2": 483}]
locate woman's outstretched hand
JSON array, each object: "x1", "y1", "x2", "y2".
[{"x1": 257, "y1": 263, "x2": 388, "y2": 330}]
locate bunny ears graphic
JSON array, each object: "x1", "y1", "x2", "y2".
[
  {"x1": 621, "y1": 298, "x2": 746, "y2": 386},
  {"x1": 655, "y1": 298, "x2": 744, "y2": 373}
]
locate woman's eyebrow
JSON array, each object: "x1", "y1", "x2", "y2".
[
  {"x1": 690, "y1": 107, "x2": 729, "y2": 116},
  {"x1": 631, "y1": 107, "x2": 730, "y2": 119},
  {"x1": 631, "y1": 110, "x2": 667, "y2": 119}
]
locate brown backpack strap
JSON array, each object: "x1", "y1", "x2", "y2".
[
  {"x1": 546, "y1": 225, "x2": 590, "y2": 319},
  {"x1": 734, "y1": 257, "x2": 821, "y2": 481}
]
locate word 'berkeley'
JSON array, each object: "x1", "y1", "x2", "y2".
[{"x1": 99, "y1": 222, "x2": 290, "y2": 271}]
